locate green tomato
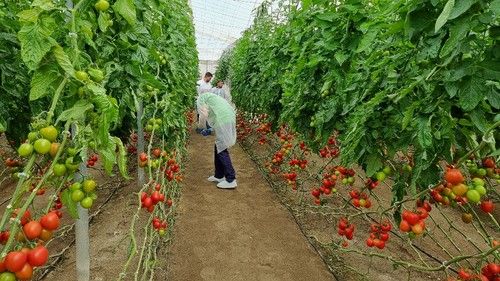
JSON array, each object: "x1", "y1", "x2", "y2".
[
  {"x1": 94, "y1": 0, "x2": 109, "y2": 12},
  {"x1": 477, "y1": 168, "x2": 487, "y2": 177},
  {"x1": 28, "y1": 132, "x2": 39, "y2": 142},
  {"x1": 153, "y1": 124, "x2": 160, "y2": 130},
  {"x1": 70, "y1": 182, "x2": 82, "y2": 191},
  {"x1": 347, "y1": 177, "x2": 354, "y2": 184},
  {"x1": 475, "y1": 185, "x2": 487, "y2": 196},
  {"x1": 382, "y1": 166, "x2": 391, "y2": 175},
  {"x1": 375, "y1": 171, "x2": 386, "y2": 182},
  {"x1": 89, "y1": 192, "x2": 98, "y2": 200},
  {"x1": 53, "y1": 163, "x2": 67, "y2": 176},
  {"x1": 466, "y1": 189, "x2": 481, "y2": 203},
  {"x1": 67, "y1": 147, "x2": 78, "y2": 156},
  {"x1": 80, "y1": 197, "x2": 94, "y2": 209},
  {"x1": 39, "y1": 125, "x2": 58, "y2": 142},
  {"x1": 34, "y1": 139, "x2": 51, "y2": 154},
  {"x1": 471, "y1": 177, "x2": 484, "y2": 187},
  {"x1": 65, "y1": 158, "x2": 80, "y2": 172},
  {"x1": 0, "y1": 272, "x2": 16, "y2": 281},
  {"x1": 88, "y1": 68, "x2": 104, "y2": 82},
  {"x1": 155, "y1": 118, "x2": 162, "y2": 125},
  {"x1": 18, "y1": 143, "x2": 34, "y2": 157},
  {"x1": 83, "y1": 179, "x2": 97, "y2": 193},
  {"x1": 145, "y1": 124, "x2": 153, "y2": 132},
  {"x1": 75, "y1": 71, "x2": 89, "y2": 81},
  {"x1": 71, "y1": 190, "x2": 85, "y2": 202}
]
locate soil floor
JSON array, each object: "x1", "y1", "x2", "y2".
[{"x1": 167, "y1": 132, "x2": 334, "y2": 281}]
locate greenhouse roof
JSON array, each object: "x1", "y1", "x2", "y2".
[{"x1": 190, "y1": 0, "x2": 264, "y2": 61}]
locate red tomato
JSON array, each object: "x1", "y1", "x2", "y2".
[
  {"x1": 374, "y1": 239, "x2": 385, "y2": 249},
  {"x1": 23, "y1": 221, "x2": 42, "y2": 240},
  {"x1": 480, "y1": 200, "x2": 494, "y2": 213},
  {"x1": 380, "y1": 233, "x2": 389, "y2": 242},
  {"x1": 40, "y1": 212, "x2": 60, "y2": 231},
  {"x1": 445, "y1": 168, "x2": 464, "y2": 185},
  {"x1": 151, "y1": 191, "x2": 162, "y2": 204},
  {"x1": 39, "y1": 229, "x2": 53, "y2": 242},
  {"x1": 28, "y1": 246, "x2": 49, "y2": 267},
  {"x1": 15, "y1": 263, "x2": 32, "y2": 280},
  {"x1": 399, "y1": 220, "x2": 411, "y2": 232},
  {"x1": 402, "y1": 211, "x2": 420, "y2": 225},
  {"x1": 0, "y1": 258, "x2": 5, "y2": 272},
  {"x1": 4, "y1": 251, "x2": 27, "y2": 272}
]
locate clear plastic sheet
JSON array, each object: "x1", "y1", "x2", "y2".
[{"x1": 197, "y1": 93, "x2": 237, "y2": 153}]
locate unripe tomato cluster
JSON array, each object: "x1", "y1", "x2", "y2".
[
  {"x1": 145, "y1": 118, "x2": 162, "y2": 132},
  {"x1": 366, "y1": 222, "x2": 392, "y2": 249},
  {"x1": 399, "y1": 208, "x2": 429, "y2": 236},
  {"x1": 17, "y1": 125, "x2": 84, "y2": 179},
  {"x1": 69, "y1": 179, "x2": 98, "y2": 209},
  {"x1": 337, "y1": 217, "x2": 355, "y2": 240},
  {"x1": 366, "y1": 166, "x2": 391, "y2": 190},
  {"x1": 319, "y1": 136, "x2": 339, "y2": 158},
  {"x1": 141, "y1": 190, "x2": 166, "y2": 213}
]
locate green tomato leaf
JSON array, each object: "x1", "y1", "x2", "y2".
[
  {"x1": 30, "y1": 64, "x2": 61, "y2": 101},
  {"x1": 435, "y1": 0, "x2": 455, "y2": 33},
  {"x1": 18, "y1": 20, "x2": 57, "y2": 70},
  {"x1": 113, "y1": 137, "x2": 131, "y2": 179},
  {"x1": 61, "y1": 189, "x2": 79, "y2": 219},
  {"x1": 113, "y1": 0, "x2": 137, "y2": 26},
  {"x1": 449, "y1": 0, "x2": 476, "y2": 20},
  {"x1": 53, "y1": 45, "x2": 75, "y2": 78},
  {"x1": 56, "y1": 100, "x2": 94, "y2": 124},
  {"x1": 365, "y1": 153, "x2": 383, "y2": 177},
  {"x1": 459, "y1": 77, "x2": 486, "y2": 111}
]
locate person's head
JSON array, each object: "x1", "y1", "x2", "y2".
[
  {"x1": 203, "y1": 72, "x2": 213, "y2": 83},
  {"x1": 216, "y1": 80, "x2": 224, "y2": 88}
]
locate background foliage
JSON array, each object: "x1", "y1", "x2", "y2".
[{"x1": 219, "y1": 0, "x2": 500, "y2": 195}]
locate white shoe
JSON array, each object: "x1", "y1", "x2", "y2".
[
  {"x1": 208, "y1": 176, "x2": 225, "y2": 183},
  {"x1": 217, "y1": 180, "x2": 237, "y2": 189}
]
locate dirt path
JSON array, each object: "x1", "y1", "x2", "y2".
[{"x1": 167, "y1": 132, "x2": 334, "y2": 281}]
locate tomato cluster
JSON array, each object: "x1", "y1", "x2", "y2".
[
  {"x1": 366, "y1": 222, "x2": 392, "y2": 249},
  {"x1": 457, "y1": 263, "x2": 499, "y2": 281},
  {"x1": 145, "y1": 118, "x2": 162, "y2": 132},
  {"x1": 349, "y1": 190, "x2": 372, "y2": 209},
  {"x1": 86, "y1": 154, "x2": 98, "y2": 167},
  {"x1": 4, "y1": 158, "x2": 21, "y2": 168},
  {"x1": 256, "y1": 122, "x2": 271, "y2": 145},
  {"x1": 289, "y1": 158, "x2": 307, "y2": 170},
  {"x1": 152, "y1": 217, "x2": 168, "y2": 235},
  {"x1": 399, "y1": 208, "x2": 429, "y2": 236},
  {"x1": 335, "y1": 166, "x2": 355, "y2": 185},
  {"x1": 236, "y1": 114, "x2": 253, "y2": 141},
  {"x1": 0, "y1": 245, "x2": 49, "y2": 280},
  {"x1": 141, "y1": 190, "x2": 166, "y2": 213},
  {"x1": 337, "y1": 218, "x2": 355, "y2": 240},
  {"x1": 319, "y1": 136, "x2": 339, "y2": 158},
  {"x1": 69, "y1": 179, "x2": 97, "y2": 209},
  {"x1": 127, "y1": 132, "x2": 138, "y2": 154}
]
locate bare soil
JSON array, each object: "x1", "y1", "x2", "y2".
[{"x1": 167, "y1": 132, "x2": 334, "y2": 281}]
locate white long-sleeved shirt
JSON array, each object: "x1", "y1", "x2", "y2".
[{"x1": 197, "y1": 79, "x2": 212, "y2": 95}]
